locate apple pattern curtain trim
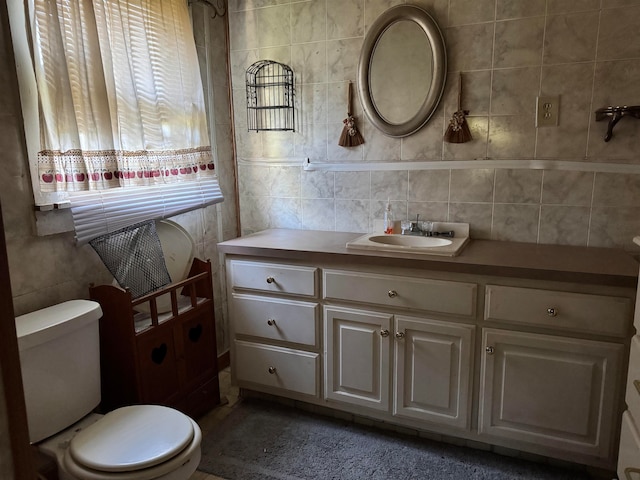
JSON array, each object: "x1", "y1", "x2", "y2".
[
  {"x1": 32, "y1": 0, "x2": 215, "y2": 192},
  {"x1": 39, "y1": 147, "x2": 215, "y2": 188}
]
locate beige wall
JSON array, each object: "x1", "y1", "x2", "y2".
[{"x1": 230, "y1": 0, "x2": 640, "y2": 252}]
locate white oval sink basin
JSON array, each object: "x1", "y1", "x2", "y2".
[{"x1": 368, "y1": 235, "x2": 452, "y2": 247}]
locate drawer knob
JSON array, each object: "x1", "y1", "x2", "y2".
[
  {"x1": 546, "y1": 307, "x2": 558, "y2": 317},
  {"x1": 485, "y1": 346, "x2": 495, "y2": 355},
  {"x1": 380, "y1": 329, "x2": 390, "y2": 337},
  {"x1": 634, "y1": 379, "x2": 640, "y2": 396},
  {"x1": 266, "y1": 276, "x2": 275, "y2": 284},
  {"x1": 388, "y1": 290, "x2": 398, "y2": 298},
  {"x1": 267, "y1": 319, "x2": 276, "y2": 326},
  {"x1": 268, "y1": 366, "x2": 277, "y2": 374},
  {"x1": 395, "y1": 331, "x2": 405, "y2": 339}
]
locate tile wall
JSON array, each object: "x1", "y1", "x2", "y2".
[{"x1": 229, "y1": 0, "x2": 640, "y2": 251}]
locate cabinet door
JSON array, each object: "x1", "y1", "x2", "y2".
[
  {"x1": 394, "y1": 316, "x2": 474, "y2": 430},
  {"x1": 136, "y1": 326, "x2": 181, "y2": 405},
  {"x1": 325, "y1": 306, "x2": 391, "y2": 411},
  {"x1": 479, "y1": 328, "x2": 623, "y2": 461},
  {"x1": 178, "y1": 308, "x2": 217, "y2": 390}
]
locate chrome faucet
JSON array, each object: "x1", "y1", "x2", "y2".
[
  {"x1": 408, "y1": 214, "x2": 422, "y2": 234},
  {"x1": 402, "y1": 215, "x2": 455, "y2": 238},
  {"x1": 402, "y1": 214, "x2": 429, "y2": 236}
]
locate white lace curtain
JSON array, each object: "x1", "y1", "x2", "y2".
[{"x1": 32, "y1": 0, "x2": 215, "y2": 192}]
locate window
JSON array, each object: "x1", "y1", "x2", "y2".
[{"x1": 8, "y1": 0, "x2": 223, "y2": 242}]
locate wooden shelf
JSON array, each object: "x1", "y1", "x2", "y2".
[{"x1": 90, "y1": 257, "x2": 220, "y2": 419}]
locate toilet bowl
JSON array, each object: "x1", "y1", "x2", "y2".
[
  {"x1": 39, "y1": 407, "x2": 201, "y2": 480},
  {"x1": 15, "y1": 299, "x2": 202, "y2": 480}
]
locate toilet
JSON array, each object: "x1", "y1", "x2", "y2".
[{"x1": 15, "y1": 299, "x2": 202, "y2": 480}]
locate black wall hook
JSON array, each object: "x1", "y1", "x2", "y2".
[{"x1": 595, "y1": 105, "x2": 640, "y2": 142}]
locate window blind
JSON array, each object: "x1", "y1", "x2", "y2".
[{"x1": 69, "y1": 177, "x2": 223, "y2": 244}]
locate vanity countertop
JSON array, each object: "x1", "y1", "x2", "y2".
[{"x1": 218, "y1": 229, "x2": 640, "y2": 288}]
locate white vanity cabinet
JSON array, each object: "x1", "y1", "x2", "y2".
[
  {"x1": 323, "y1": 269, "x2": 477, "y2": 430},
  {"x1": 220, "y1": 230, "x2": 638, "y2": 471},
  {"x1": 617, "y1": 244, "x2": 640, "y2": 480},
  {"x1": 228, "y1": 259, "x2": 322, "y2": 398},
  {"x1": 619, "y1": 336, "x2": 640, "y2": 480}
]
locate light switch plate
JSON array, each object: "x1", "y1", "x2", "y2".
[{"x1": 536, "y1": 96, "x2": 560, "y2": 127}]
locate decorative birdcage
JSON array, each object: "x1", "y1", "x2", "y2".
[{"x1": 246, "y1": 60, "x2": 295, "y2": 132}]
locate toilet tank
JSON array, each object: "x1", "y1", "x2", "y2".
[{"x1": 15, "y1": 300, "x2": 103, "y2": 443}]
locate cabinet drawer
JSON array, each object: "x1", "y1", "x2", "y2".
[
  {"x1": 627, "y1": 336, "x2": 640, "y2": 421},
  {"x1": 230, "y1": 260, "x2": 318, "y2": 297},
  {"x1": 232, "y1": 294, "x2": 319, "y2": 347},
  {"x1": 485, "y1": 285, "x2": 631, "y2": 336},
  {"x1": 323, "y1": 270, "x2": 476, "y2": 317},
  {"x1": 618, "y1": 411, "x2": 640, "y2": 480},
  {"x1": 234, "y1": 340, "x2": 319, "y2": 397}
]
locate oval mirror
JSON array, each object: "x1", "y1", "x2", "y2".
[{"x1": 358, "y1": 5, "x2": 446, "y2": 138}]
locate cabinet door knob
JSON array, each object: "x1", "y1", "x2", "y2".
[
  {"x1": 634, "y1": 379, "x2": 640, "y2": 396},
  {"x1": 266, "y1": 276, "x2": 275, "y2": 284},
  {"x1": 268, "y1": 366, "x2": 277, "y2": 374},
  {"x1": 267, "y1": 318, "x2": 276, "y2": 326},
  {"x1": 395, "y1": 331, "x2": 405, "y2": 339},
  {"x1": 485, "y1": 346, "x2": 495, "y2": 355},
  {"x1": 388, "y1": 290, "x2": 397, "y2": 298},
  {"x1": 546, "y1": 307, "x2": 558, "y2": 317},
  {"x1": 380, "y1": 329, "x2": 390, "y2": 337}
]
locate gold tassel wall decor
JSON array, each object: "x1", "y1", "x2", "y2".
[
  {"x1": 444, "y1": 73, "x2": 472, "y2": 144},
  {"x1": 338, "y1": 81, "x2": 364, "y2": 147}
]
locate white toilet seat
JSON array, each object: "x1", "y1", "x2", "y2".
[
  {"x1": 69, "y1": 405, "x2": 194, "y2": 472},
  {"x1": 60, "y1": 406, "x2": 202, "y2": 480}
]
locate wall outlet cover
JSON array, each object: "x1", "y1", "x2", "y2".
[{"x1": 536, "y1": 96, "x2": 560, "y2": 127}]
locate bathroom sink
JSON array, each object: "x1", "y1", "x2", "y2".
[
  {"x1": 346, "y1": 222, "x2": 470, "y2": 257},
  {"x1": 367, "y1": 235, "x2": 453, "y2": 247}
]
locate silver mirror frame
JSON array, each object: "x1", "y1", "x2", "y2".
[{"x1": 357, "y1": 5, "x2": 447, "y2": 138}]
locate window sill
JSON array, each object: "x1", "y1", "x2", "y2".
[{"x1": 34, "y1": 208, "x2": 74, "y2": 236}]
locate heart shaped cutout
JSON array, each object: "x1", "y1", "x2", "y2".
[
  {"x1": 189, "y1": 324, "x2": 203, "y2": 343},
  {"x1": 151, "y1": 343, "x2": 167, "y2": 364}
]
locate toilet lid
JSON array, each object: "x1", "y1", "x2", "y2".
[{"x1": 68, "y1": 405, "x2": 194, "y2": 473}]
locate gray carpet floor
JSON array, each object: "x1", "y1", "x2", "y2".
[{"x1": 198, "y1": 398, "x2": 593, "y2": 480}]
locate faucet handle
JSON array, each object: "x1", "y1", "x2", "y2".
[{"x1": 419, "y1": 220, "x2": 433, "y2": 234}]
